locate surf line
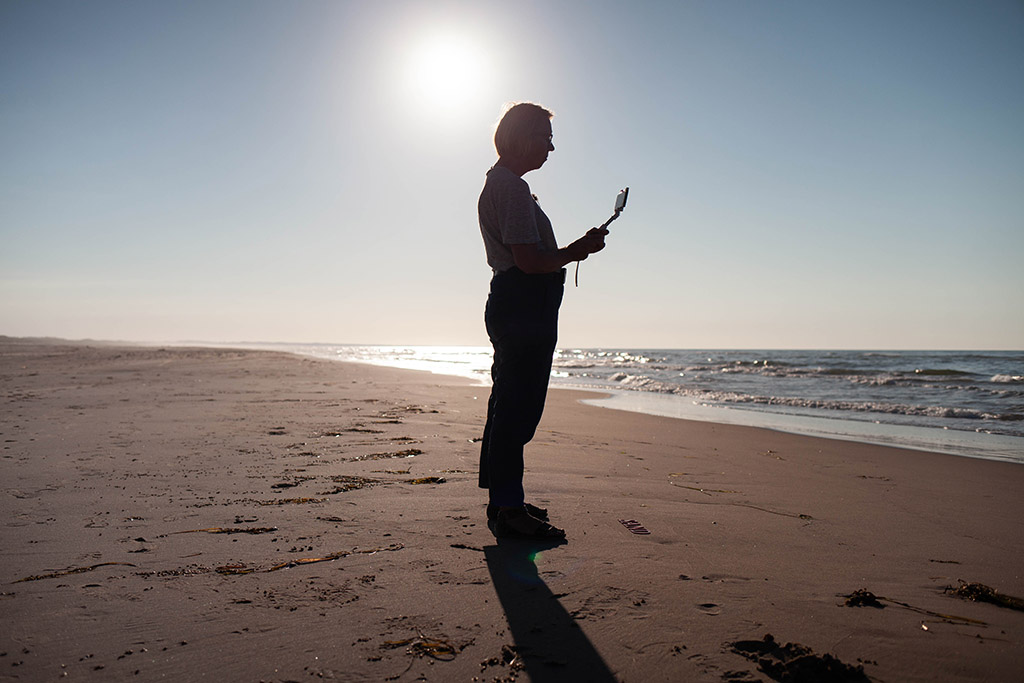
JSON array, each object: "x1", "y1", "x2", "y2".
[{"x1": 618, "y1": 519, "x2": 651, "y2": 535}]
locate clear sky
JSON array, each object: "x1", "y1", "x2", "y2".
[{"x1": 2, "y1": 0, "x2": 1022, "y2": 349}]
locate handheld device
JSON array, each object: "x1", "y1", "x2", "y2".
[
  {"x1": 599, "y1": 187, "x2": 629, "y2": 229},
  {"x1": 614, "y1": 187, "x2": 629, "y2": 212},
  {"x1": 576, "y1": 187, "x2": 629, "y2": 287}
]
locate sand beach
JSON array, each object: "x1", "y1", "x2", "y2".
[{"x1": 2, "y1": 340, "x2": 1022, "y2": 682}]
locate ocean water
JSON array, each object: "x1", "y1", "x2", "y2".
[{"x1": 232, "y1": 344, "x2": 1024, "y2": 465}]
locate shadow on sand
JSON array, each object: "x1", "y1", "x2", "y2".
[{"x1": 484, "y1": 539, "x2": 617, "y2": 683}]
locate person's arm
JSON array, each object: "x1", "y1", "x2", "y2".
[{"x1": 510, "y1": 227, "x2": 609, "y2": 274}]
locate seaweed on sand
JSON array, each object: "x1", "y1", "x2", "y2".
[
  {"x1": 267, "y1": 543, "x2": 404, "y2": 572},
  {"x1": 382, "y1": 633, "x2": 458, "y2": 661},
  {"x1": 945, "y1": 581, "x2": 1024, "y2": 612},
  {"x1": 15, "y1": 562, "x2": 137, "y2": 583},
  {"x1": 256, "y1": 497, "x2": 325, "y2": 505},
  {"x1": 319, "y1": 475, "x2": 381, "y2": 495},
  {"x1": 843, "y1": 589, "x2": 885, "y2": 609},
  {"x1": 380, "y1": 631, "x2": 461, "y2": 681},
  {"x1": 318, "y1": 426, "x2": 383, "y2": 436},
  {"x1": 406, "y1": 476, "x2": 446, "y2": 485},
  {"x1": 168, "y1": 526, "x2": 277, "y2": 536},
  {"x1": 731, "y1": 633, "x2": 869, "y2": 683},
  {"x1": 841, "y1": 588, "x2": 986, "y2": 625},
  {"x1": 137, "y1": 544, "x2": 405, "y2": 578},
  {"x1": 350, "y1": 448, "x2": 423, "y2": 462}
]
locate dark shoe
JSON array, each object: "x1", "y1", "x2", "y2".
[
  {"x1": 487, "y1": 502, "x2": 549, "y2": 522},
  {"x1": 493, "y1": 507, "x2": 565, "y2": 540}
]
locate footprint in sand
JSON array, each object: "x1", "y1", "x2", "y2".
[{"x1": 698, "y1": 602, "x2": 721, "y2": 616}]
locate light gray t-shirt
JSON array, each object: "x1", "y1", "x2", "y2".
[{"x1": 478, "y1": 165, "x2": 558, "y2": 272}]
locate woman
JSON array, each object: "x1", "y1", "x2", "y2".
[{"x1": 477, "y1": 102, "x2": 609, "y2": 540}]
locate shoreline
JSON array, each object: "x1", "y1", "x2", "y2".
[
  {"x1": 2, "y1": 341, "x2": 1023, "y2": 682},
  {"x1": 162, "y1": 340, "x2": 1024, "y2": 465},
  {"x1": 577, "y1": 390, "x2": 1024, "y2": 465}
]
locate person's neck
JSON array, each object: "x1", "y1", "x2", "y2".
[{"x1": 495, "y1": 157, "x2": 531, "y2": 177}]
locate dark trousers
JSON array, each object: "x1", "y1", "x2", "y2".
[{"x1": 479, "y1": 267, "x2": 565, "y2": 507}]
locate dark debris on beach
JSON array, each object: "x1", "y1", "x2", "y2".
[
  {"x1": 945, "y1": 580, "x2": 1024, "y2": 612},
  {"x1": 730, "y1": 633, "x2": 870, "y2": 683},
  {"x1": 843, "y1": 589, "x2": 885, "y2": 609}
]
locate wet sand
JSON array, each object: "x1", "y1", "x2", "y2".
[{"x1": 2, "y1": 340, "x2": 1022, "y2": 682}]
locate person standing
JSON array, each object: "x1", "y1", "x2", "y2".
[{"x1": 477, "y1": 102, "x2": 609, "y2": 539}]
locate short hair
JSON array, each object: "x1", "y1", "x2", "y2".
[{"x1": 493, "y1": 102, "x2": 553, "y2": 159}]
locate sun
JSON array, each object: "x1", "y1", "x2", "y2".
[{"x1": 406, "y1": 32, "x2": 486, "y2": 109}]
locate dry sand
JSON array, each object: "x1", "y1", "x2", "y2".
[{"x1": 1, "y1": 340, "x2": 1022, "y2": 682}]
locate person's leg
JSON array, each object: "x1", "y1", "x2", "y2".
[
  {"x1": 481, "y1": 336, "x2": 555, "y2": 506},
  {"x1": 478, "y1": 347, "x2": 501, "y2": 492},
  {"x1": 479, "y1": 272, "x2": 562, "y2": 508}
]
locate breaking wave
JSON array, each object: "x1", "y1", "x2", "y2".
[{"x1": 606, "y1": 373, "x2": 1007, "y2": 420}]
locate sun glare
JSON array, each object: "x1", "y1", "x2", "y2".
[{"x1": 406, "y1": 32, "x2": 485, "y2": 110}]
